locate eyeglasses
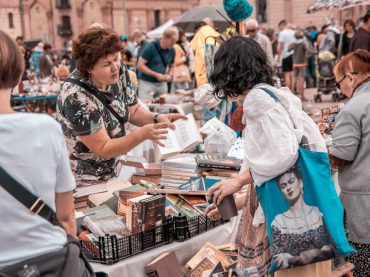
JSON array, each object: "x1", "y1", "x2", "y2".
[
  {"x1": 335, "y1": 72, "x2": 358, "y2": 89},
  {"x1": 246, "y1": 29, "x2": 257, "y2": 33}
]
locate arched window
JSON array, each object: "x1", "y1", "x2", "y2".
[{"x1": 8, "y1": 13, "x2": 14, "y2": 29}]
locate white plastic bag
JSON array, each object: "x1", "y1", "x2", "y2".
[{"x1": 200, "y1": 117, "x2": 237, "y2": 155}]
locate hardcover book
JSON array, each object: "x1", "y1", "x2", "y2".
[
  {"x1": 126, "y1": 194, "x2": 153, "y2": 233},
  {"x1": 186, "y1": 242, "x2": 234, "y2": 271},
  {"x1": 195, "y1": 154, "x2": 241, "y2": 171},
  {"x1": 82, "y1": 205, "x2": 131, "y2": 238},
  {"x1": 145, "y1": 251, "x2": 182, "y2": 277},
  {"x1": 117, "y1": 184, "x2": 145, "y2": 221}
]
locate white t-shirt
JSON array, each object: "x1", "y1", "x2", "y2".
[
  {"x1": 278, "y1": 28, "x2": 296, "y2": 59},
  {"x1": 0, "y1": 113, "x2": 76, "y2": 268}
]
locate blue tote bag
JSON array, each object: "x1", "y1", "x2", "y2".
[{"x1": 254, "y1": 88, "x2": 355, "y2": 274}]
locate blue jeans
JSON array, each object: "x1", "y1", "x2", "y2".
[{"x1": 305, "y1": 56, "x2": 317, "y2": 88}]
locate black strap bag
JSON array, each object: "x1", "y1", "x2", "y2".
[{"x1": 0, "y1": 166, "x2": 96, "y2": 277}]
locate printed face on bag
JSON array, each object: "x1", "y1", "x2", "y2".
[
  {"x1": 270, "y1": 168, "x2": 335, "y2": 270},
  {"x1": 278, "y1": 172, "x2": 302, "y2": 205}
]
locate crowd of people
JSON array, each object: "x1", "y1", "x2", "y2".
[{"x1": 1, "y1": 8, "x2": 370, "y2": 277}]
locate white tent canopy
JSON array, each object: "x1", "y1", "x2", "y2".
[{"x1": 146, "y1": 19, "x2": 175, "y2": 39}]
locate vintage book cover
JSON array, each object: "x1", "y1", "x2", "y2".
[
  {"x1": 145, "y1": 251, "x2": 182, "y2": 277},
  {"x1": 186, "y1": 242, "x2": 234, "y2": 271},
  {"x1": 166, "y1": 194, "x2": 200, "y2": 218},
  {"x1": 195, "y1": 154, "x2": 241, "y2": 171},
  {"x1": 140, "y1": 194, "x2": 166, "y2": 231},
  {"x1": 117, "y1": 184, "x2": 145, "y2": 221},
  {"x1": 189, "y1": 257, "x2": 215, "y2": 277},
  {"x1": 82, "y1": 205, "x2": 130, "y2": 238},
  {"x1": 165, "y1": 199, "x2": 182, "y2": 217},
  {"x1": 155, "y1": 114, "x2": 203, "y2": 159},
  {"x1": 126, "y1": 194, "x2": 152, "y2": 233},
  {"x1": 78, "y1": 230, "x2": 99, "y2": 256}
]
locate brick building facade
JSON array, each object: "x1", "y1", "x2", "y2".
[{"x1": 0, "y1": 0, "x2": 368, "y2": 50}]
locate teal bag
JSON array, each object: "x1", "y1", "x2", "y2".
[{"x1": 254, "y1": 88, "x2": 355, "y2": 274}]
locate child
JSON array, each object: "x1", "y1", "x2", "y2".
[{"x1": 291, "y1": 30, "x2": 316, "y2": 101}]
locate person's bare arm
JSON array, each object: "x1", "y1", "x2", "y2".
[
  {"x1": 137, "y1": 57, "x2": 167, "y2": 81},
  {"x1": 78, "y1": 123, "x2": 170, "y2": 159},
  {"x1": 55, "y1": 191, "x2": 76, "y2": 237},
  {"x1": 128, "y1": 103, "x2": 157, "y2": 126}
]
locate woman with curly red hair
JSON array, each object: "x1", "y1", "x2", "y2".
[{"x1": 56, "y1": 27, "x2": 185, "y2": 185}]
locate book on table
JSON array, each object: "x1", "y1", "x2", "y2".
[
  {"x1": 186, "y1": 242, "x2": 234, "y2": 271},
  {"x1": 119, "y1": 155, "x2": 162, "y2": 176},
  {"x1": 195, "y1": 154, "x2": 241, "y2": 171},
  {"x1": 146, "y1": 176, "x2": 208, "y2": 196},
  {"x1": 155, "y1": 114, "x2": 203, "y2": 159},
  {"x1": 126, "y1": 194, "x2": 166, "y2": 233},
  {"x1": 82, "y1": 205, "x2": 131, "y2": 238},
  {"x1": 145, "y1": 251, "x2": 183, "y2": 277}
]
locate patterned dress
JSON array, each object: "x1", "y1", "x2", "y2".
[{"x1": 56, "y1": 64, "x2": 138, "y2": 183}]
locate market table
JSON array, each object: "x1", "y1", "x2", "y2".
[
  {"x1": 11, "y1": 94, "x2": 58, "y2": 113},
  {"x1": 91, "y1": 213, "x2": 241, "y2": 277}
]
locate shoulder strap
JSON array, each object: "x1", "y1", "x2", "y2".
[
  {"x1": 259, "y1": 87, "x2": 308, "y2": 147},
  {"x1": 153, "y1": 41, "x2": 168, "y2": 70},
  {"x1": 0, "y1": 166, "x2": 59, "y2": 226},
  {"x1": 65, "y1": 78, "x2": 126, "y2": 128}
]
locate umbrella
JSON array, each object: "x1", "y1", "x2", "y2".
[
  {"x1": 174, "y1": 5, "x2": 232, "y2": 32},
  {"x1": 308, "y1": 0, "x2": 369, "y2": 13}
]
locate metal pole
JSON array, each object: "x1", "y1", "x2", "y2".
[
  {"x1": 19, "y1": 0, "x2": 25, "y2": 39},
  {"x1": 123, "y1": 0, "x2": 129, "y2": 35}
]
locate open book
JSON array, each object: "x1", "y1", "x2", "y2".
[{"x1": 155, "y1": 113, "x2": 203, "y2": 159}]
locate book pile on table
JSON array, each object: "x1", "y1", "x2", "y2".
[
  {"x1": 144, "y1": 242, "x2": 239, "y2": 277},
  {"x1": 160, "y1": 154, "x2": 203, "y2": 189},
  {"x1": 119, "y1": 155, "x2": 162, "y2": 186}
]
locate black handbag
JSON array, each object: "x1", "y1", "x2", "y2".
[{"x1": 0, "y1": 166, "x2": 96, "y2": 277}]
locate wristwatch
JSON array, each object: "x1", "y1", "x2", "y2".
[{"x1": 153, "y1": 113, "x2": 160, "y2": 124}]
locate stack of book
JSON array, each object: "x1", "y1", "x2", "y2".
[
  {"x1": 160, "y1": 154, "x2": 203, "y2": 189},
  {"x1": 120, "y1": 155, "x2": 162, "y2": 186},
  {"x1": 77, "y1": 205, "x2": 131, "y2": 241},
  {"x1": 73, "y1": 182, "x2": 108, "y2": 211},
  {"x1": 116, "y1": 185, "x2": 166, "y2": 234},
  {"x1": 185, "y1": 242, "x2": 236, "y2": 277}
]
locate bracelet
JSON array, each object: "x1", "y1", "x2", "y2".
[{"x1": 153, "y1": 113, "x2": 160, "y2": 124}]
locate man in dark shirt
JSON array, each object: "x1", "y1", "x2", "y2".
[
  {"x1": 137, "y1": 27, "x2": 178, "y2": 101},
  {"x1": 350, "y1": 12, "x2": 370, "y2": 52},
  {"x1": 39, "y1": 43, "x2": 54, "y2": 78}
]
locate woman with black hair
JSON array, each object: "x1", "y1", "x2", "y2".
[{"x1": 205, "y1": 36, "x2": 330, "y2": 276}]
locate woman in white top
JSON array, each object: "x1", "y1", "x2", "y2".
[
  {"x1": 205, "y1": 36, "x2": 330, "y2": 277},
  {"x1": 0, "y1": 31, "x2": 92, "y2": 276}
]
